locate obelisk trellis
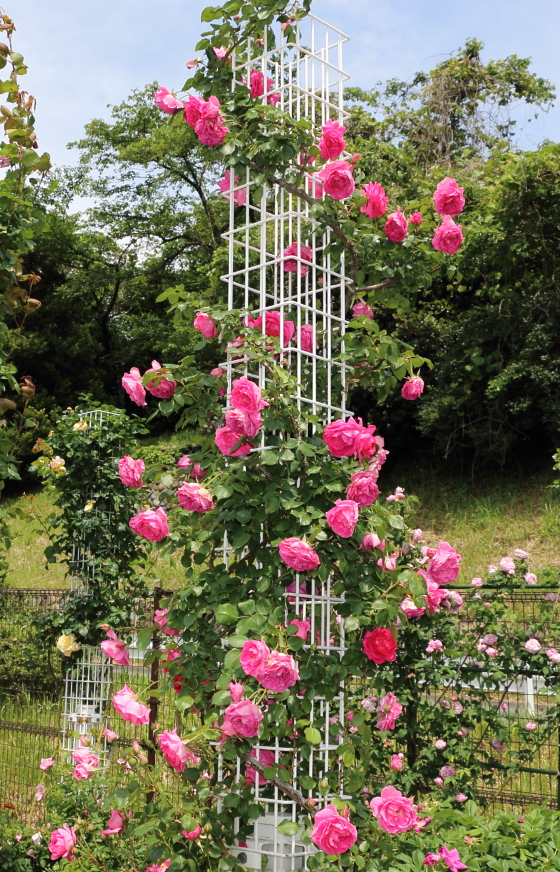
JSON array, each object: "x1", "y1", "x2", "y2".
[{"x1": 222, "y1": 14, "x2": 351, "y2": 871}]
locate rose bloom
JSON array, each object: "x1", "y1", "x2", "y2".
[
  {"x1": 363, "y1": 628, "x2": 397, "y2": 665},
  {"x1": 410, "y1": 211, "x2": 423, "y2": 225},
  {"x1": 231, "y1": 376, "x2": 269, "y2": 413},
  {"x1": 282, "y1": 242, "x2": 313, "y2": 276},
  {"x1": 432, "y1": 216, "x2": 464, "y2": 254},
  {"x1": 102, "y1": 809, "x2": 125, "y2": 836},
  {"x1": 145, "y1": 360, "x2": 176, "y2": 399},
  {"x1": 433, "y1": 177, "x2": 465, "y2": 216},
  {"x1": 158, "y1": 729, "x2": 201, "y2": 773},
  {"x1": 426, "y1": 541, "x2": 462, "y2": 585},
  {"x1": 317, "y1": 160, "x2": 355, "y2": 200},
  {"x1": 499, "y1": 556, "x2": 516, "y2": 574},
  {"x1": 103, "y1": 728, "x2": 118, "y2": 743},
  {"x1": 183, "y1": 95, "x2": 205, "y2": 127},
  {"x1": 391, "y1": 754, "x2": 404, "y2": 771},
  {"x1": 249, "y1": 310, "x2": 295, "y2": 345},
  {"x1": 247, "y1": 69, "x2": 279, "y2": 104},
  {"x1": 258, "y1": 650, "x2": 299, "y2": 692},
  {"x1": 352, "y1": 300, "x2": 374, "y2": 319},
  {"x1": 525, "y1": 721, "x2": 538, "y2": 731},
  {"x1": 326, "y1": 499, "x2": 359, "y2": 538},
  {"x1": 376, "y1": 692, "x2": 402, "y2": 730},
  {"x1": 193, "y1": 96, "x2": 229, "y2": 147},
  {"x1": 101, "y1": 629, "x2": 130, "y2": 666},
  {"x1": 290, "y1": 619, "x2": 311, "y2": 640},
  {"x1": 311, "y1": 804, "x2": 357, "y2": 854},
  {"x1": 245, "y1": 748, "x2": 277, "y2": 786},
  {"x1": 299, "y1": 323, "x2": 316, "y2": 352},
  {"x1": 455, "y1": 793, "x2": 468, "y2": 803},
  {"x1": 514, "y1": 548, "x2": 529, "y2": 559},
  {"x1": 229, "y1": 681, "x2": 244, "y2": 702},
  {"x1": 153, "y1": 86, "x2": 183, "y2": 114},
  {"x1": 40, "y1": 757, "x2": 54, "y2": 770},
  {"x1": 400, "y1": 596, "x2": 426, "y2": 619},
  {"x1": 215, "y1": 426, "x2": 252, "y2": 457},
  {"x1": 360, "y1": 181, "x2": 388, "y2": 219},
  {"x1": 525, "y1": 638, "x2": 541, "y2": 654},
  {"x1": 318, "y1": 119, "x2": 346, "y2": 160},
  {"x1": 129, "y1": 507, "x2": 169, "y2": 541},
  {"x1": 546, "y1": 647, "x2": 560, "y2": 663},
  {"x1": 384, "y1": 210, "x2": 408, "y2": 242},
  {"x1": 435, "y1": 739, "x2": 447, "y2": 750},
  {"x1": 118, "y1": 455, "x2": 145, "y2": 488},
  {"x1": 401, "y1": 377, "x2": 424, "y2": 400},
  {"x1": 217, "y1": 169, "x2": 247, "y2": 206},
  {"x1": 278, "y1": 537, "x2": 320, "y2": 571},
  {"x1": 56, "y1": 634, "x2": 81, "y2": 657},
  {"x1": 154, "y1": 608, "x2": 180, "y2": 637},
  {"x1": 183, "y1": 824, "x2": 202, "y2": 840},
  {"x1": 440, "y1": 765, "x2": 456, "y2": 780},
  {"x1": 471, "y1": 577, "x2": 483, "y2": 587},
  {"x1": 370, "y1": 786, "x2": 417, "y2": 834},
  {"x1": 112, "y1": 684, "x2": 150, "y2": 725},
  {"x1": 48, "y1": 824, "x2": 77, "y2": 861},
  {"x1": 240, "y1": 639, "x2": 270, "y2": 678},
  {"x1": 439, "y1": 846, "x2": 468, "y2": 871},
  {"x1": 525, "y1": 572, "x2": 538, "y2": 585},
  {"x1": 412, "y1": 528, "x2": 423, "y2": 543},
  {"x1": 225, "y1": 408, "x2": 262, "y2": 439},
  {"x1": 177, "y1": 482, "x2": 214, "y2": 513},
  {"x1": 322, "y1": 416, "x2": 363, "y2": 457},
  {"x1": 193, "y1": 311, "x2": 217, "y2": 338},
  {"x1": 347, "y1": 471, "x2": 379, "y2": 507},
  {"x1": 122, "y1": 367, "x2": 146, "y2": 406},
  {"x1": 221, "y1": 700, "x2": 263, "y2": 738}
]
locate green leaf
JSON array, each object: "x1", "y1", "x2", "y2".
[
  {"x1": 201, "y1": 6, "x2": 219, "y2": 21},
  {"x1": 304, "y1": 727, "x2": 322, "y2": 744},
  {"x1": 216, "y1": 603, "x2": 238, "y2": 625},
  {"x1": 345, "y1": 616, "x2": 360, "y2": 632},
  {"x1": 224, "y1": 648, "x2": 241, "y2": 671},
  {"x1": 227, "y1": 635, "x2": 249, "y2": 648},
  {"x1": 136, "y1": 629, "x2": 152, "y2": 649},
  {"x1": 111, "y1": 788, "x2": 130, "y2": 809},
  {"x1": 388, "y1": 514, "x2": 405, "y2": 530},
  {"x1": 260, "y1": 450, "x2": 279, "y2": 466},
  {"x1": 175, "y1": 695, "x2": 194, "y2": 713},
  {"x1": 409, "y1": 574, "x2": 427, "y2": 599},
  {"x1": 277, "y1": 820, "x2": 301, "y2": 836}
]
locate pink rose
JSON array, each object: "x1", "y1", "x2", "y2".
[
  {"x1": 177, "y1": 454, "x2": 191, "y2": 469},
  {"x1": 424, "y1": 578, "x2": 447, "y2": 613},
  {"x1": 258, "y1": 650, "x2": 299, "y2": 692},
  {"x1": 352, "y1": 300, "x2": 373, "y2": 318},
  {"x1": 35, "y1": 783, "x2": 45, "y2": 801},
  {"x1": 101, "y1": 630, "x2": 130, "y2": 666},
  {"x1": 439, "y1": 845, "x2": 468, "y2": 871},
  {"x1": 222, "y1": 699, "x2": 263, "y2": 738},
  {"x1": 290, "y1": 619, "x2": 311, "y2": 640},
  {"x1": 183, "y1": 96, "x2": 205, "y2": 127},
  {"x1": 361, "y1": 533, "x2": 384, "y2": 552},
  {"x1": 426, "y1": 639, "x2": 444, "y2": 653},
  {"x1": 245, "y1": 748, "x2": 277, "y2": 786},
  {"x1": 240, "y1": 639, "x2": 270, "y2": 678},
  {"x1": 129, "y1": 507, "x2": 169, "y2": 541},
  {"x1": 215, "y1": 426, "x2": 252, "y2": 457},
  {"x1": 426, "y1": 541, "x2": 461, "y2": 585},
  {"x1": 231, "y1": 376, "x2": 269, "y2": 413},
  {"x1": 525, "y1": 638, "x2": 541, "y2": 654},
  {"x1": 278, "y1": 538, "x2": 320, "y2": 571},
  {"x1": 122, "y1": 367, "x2": 146, "y2": 406},
  {"x1": 40, "y1": 758, "x2": 54, "y2": 770},
  {"x1": 391, "y1": 754, "x2": 404, "y2": 771},
  {"x1": 400, "y1": 596, "x2": 426, "y2": 619},
  {"x1": 326, "y1": 499, "x2": 359, "y2": 538},
  {"x1": 298, "y1": 323, "x2": 316, "y2": 352},
  {"x1": 193, "y1": 312, "x2": 217, "y2": 338},
  {"x1": 311, "y1": 804, "x2": 357, "y2": 854},
  {"x1": 525, "y1": 572, "x2": 537, "y2": 585},
  {"x1": 318, "y1": 119, "x2": 346, "y2": 160},
  {"x1": 360, "y1": 182, "x2": 388, "y2": 219},
  {"x1": 145, "y1": 360, "x2": 177, "y2": 398},
  {"x1": 376, "y1": 692, "x2": 402, "y2": 730},
  {"x1": 103, "y1": 728, "x2": 118, "y2": 743},
  {"x1": 370, "y1": 785, "x2": 417, "y2": 834},
  {"x1": 410, "y1": 211, "x2": 423, "y2": 225},
  {"x1": 118, "y1": 455, "x2": 145, "y2": 488},
  {"x1": 347, "y1": 471, "x2": 379, "y2": 507},
  {"x1": 210, "y1": 366, "x2": 226, "y2": 377},
  {"x1": 217, "y1": 169, "x2": 247, "y2": 206},
  {"x1": 158, "y1": 728, "x2": 201, "y2": 772},
  {"x1": 499, "y1": 556, "x2": 516, "y2": 574},
  {"x1": 229, "y1": 681, "x2": 244, "y2": 702},
  {"x1": 225, "y1": 408, "x2": 262, "y2": 438},
  {"x1": 154, "y1": 608, "x2": 180, "y2": 637},
  {"x1": 48, "y1": 824, "x2": 77, "y2": 861},
  {"x1": 153, "y1": 87, "x2": 183, "y2": 114},
  {"x1": 384, "y1": 210, "x2": 408, "y2": 242},
  {"x1": 525, "y1": 721, "x2": 538, "y2": 731},
  {"x1": 112, "y1": 684, "x2": 150, "y2": 725},
  {"x1": 194, "y1": 96, "x2": 229, "y2": 147},
  {"x1": 432, "y1": 216, "x2": 464, "y2": 254},
  {"x1": 282, "y1": 242, "x2": 313, "y2": 276},
  {"x1": 412, "y1": 528, "x2": 423, "y2": 543},
  {"x1": 182, "y1": 824, "x2": 202, "y2": 840},
  {"x1": 317, "y1": 160, "x2": 355, "y2": 200},
  {"x1": 101, "y1": 809, "x2": 125, "y2": 836},
  {"x1": 247, "y1": 69, "x2": 279, "y2": 104},
  {"x1": 177, "y1": 482, "x2": 214, "y2": 513},
  {"x1": 322, "y1": 416, "x2": 363, "y2": 457},
  {"x1": 363, "y1": 628, "x2": 397, "y2": 665},
  {"x1": 514, "y1": 548, "x2": 529, "y2": 559},
  {"x1": 433, "y1": 177, "x2": 465, "y2": 216},
  {"x1": 401, "y1": 377, "x2": 424, "y2": 400},
  {"x1": 249, "y1": 310, "x2": 295, "y2": 345}
]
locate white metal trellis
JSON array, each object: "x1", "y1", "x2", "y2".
[{"x1": 221, "y1": 15, "x2": 352, "y2": 871}]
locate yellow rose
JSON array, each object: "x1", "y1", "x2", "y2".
[
  {"x1": 56, "y1": 634, "x2": 81, "y2": 657},
  {"x1": 48, "y1": 456, "x2": 66, "y2": 474},
  {"x1": 83, "y1": 499, "x2": 96, "y2": 512},
  {"x1": 72, "y1": 420, "x2": 88, "y2": 432}
]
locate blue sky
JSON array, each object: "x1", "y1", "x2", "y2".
[{"x1": 14, "y1": 0, "x2": 560, "y2": 167}]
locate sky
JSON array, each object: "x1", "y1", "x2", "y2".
[{"x1": 12, "y1": 0, "x2": 560, "y2": 168}]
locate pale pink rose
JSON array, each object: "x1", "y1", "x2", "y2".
[
  {"x1": 31, "y1": 832, "x2": 42, "y2": 846},
  {"x1": 279, "y1": 538, "x2": 320, "y2": 571},
  {"x1": 177, "y1": 454, "x2": 191, "y2": 469},
  {"x1": 400, "y1": 596, "x2": 426, "y2": 619},
  {"x1": 290, "y1": 619, "x2": 311, "y2": 640},
  {"x1": 194, "y1": 96, "x2": 229, "y2": 146},
  {"x1": 370, "y1": 786, "x2": 417, "y2": 834},
  {"x1": 112, "y1": 684, "x2": 150, "y2": 725},
  {"x1": 225, "y1": 408, "x2": 262, "y2": 438},
  {"x1": 118, "y1": 456, "x2": 145, "y2": 488},
  {"x1": 35, "y1": 783, "x2": 46, "y2": 802},
  {"x1": 412, "y1": 528, "x2": 423, "y2": 543},
  {"x1": 471, "y1": 577, "x2": 483, "y2": 587},
  {"x1": 361, "y1": 533, "x2": 384, "y2": 552},
  {"x1": 432, "y1": 216, "x2": 464, "y2": 254},
  {"x1": 177, "y1": 482, "x2": 214, "y2": 513},
  {"x1": 317, "y1": 160, "x2": 355, "y2": 200},
  {"x1": 435, "y1": 739, "x2": 447, "y2": 750},
  {"x1": 129, "y1": 507, "x2": 169, "y2": 541},
  {"x1": 360, "y1": 181, "x2": 388, "y2": 219},
  {"x1": 229, "y1": 682, "x2": 244, "y2": 702},
  {"x1": 193, "y1": 311, "x2": 217, "y2": 338},
  {"x1": 525, "y1": 638, "x2": 541, "y2": 654},
  {"x1": 426, "y1": 639, "x2": 444, "y2": 653},
  {"x1": 485, "y1": 646, "x2": 498, "y2": 657},
  {"x1": 245, "y1": 748, "x2": 277, "y2": 786},
  {"x1": 154, "y1": 608, "x2": 180, "y2": 637},
  {"x1": 525, "y1": 572, "x2": 538, "y2": 585},
  {"x1": 249, "y1": 310, "x2": 295, "y2": 345},
  {"x1": 318, "y1": 119, "x2": 346, "y2": 160},
  {"x1": 153, "y1": 86, "x2": 183, "y2": 114},
  {"x1": 384, "y1": 210, "x2": 408, "y2": 242},
  {"x1": 48, "y1": 824, "x2": 77, "y2": 861},
  {"x1": 352, "y1": 300, "x2": 374, "y2": 319},
  {"x1": 213, "y1": 47, "x2": 228, "y2": 59},
  {"x1": 215, "y1": 426, "x2": 252, "y2": 456},
  {"x1": 525, "y1": 721, "x2": 538, "y2": 731},
  {"x1": 182, "y1": 824, "x2": 202, "y2": 840},
  {"x1": 218, "y1": 169, "x2": 247, "y2": 206},
  {"x1": 210, "y1": 366, "x2": 226, "y2": 377},
  {"x1": 410, "y1": 211, "x2": 423, "y2": 225},
  {"x1": 102, "y1": 809, "x2": 125, "y2": 836},
  {"x1": 221, "y1": 700, "x2": 263, "y2": 738},
  {"x1": 122, "y1": 367, "x2": 146, "y2": 406},
  {"x1": 442, "y1": 590, "x2": 463, "y2": 612},
  {"x1": 282, "y1": 242, "x2": 313, "y2": 276},
  {"x1": 439, "y1": 846, "x2": 467, "y2": 871},
  {"x1": 455, "y1": 793, "x2": 468, "y2": 803},
  {"x1": 499, "y1": 556, "x2": 516, "y2": 575},
  {"x1": 326, "y1": 499, "x2": 359, "y2": 538},
  {"x1": 514, "y1": 548, "x2": 529, "y2": 559},
  {"x1": 488, "y1": 564, "x2": 497, "y2": 573},
  {"x1": 391, "y1": 753, "x2": 404, "y2": 771},
  {"x1": 433, "y1": 177, "x2": 465, "y2": 217},
  {"x1": 186, "y1": 59, "x2": 199, "y2": 69},
  {"x1": 440, "y1": 765, "x2": 455, "y2": 780},
  {"x1": 183, "y1": 95, "x2": 205, "y2": 127},
  {"x1": 363, "y1": 628, "x2": 397, "y2": 664},
  {"x1": 101, "y1": 630, "x2": 130, "y2": 666},
  {"x1": 491, "y1": 739, "x2": 505, "y2": 752},
  {"x1": 298, "y1": 323, "x2": 316, "y2": 352},
  {"x1": 376, "y1": 692, "x2": 402, "y2": 730},
  {"x1": 347, "y1": 471, "x2": 379, "y2": 507},
  {"x1": 546, "y1": 647, "x2": 560, "y2": 664},
  {"x1": 258, "y1": 650, "x2": 299, "y2": 691},
  {"x1": 0, "y1": 155, "x2": 10, "y2": 167},
  {"x1": 425, "y1": 578, "x2": 447, "y2": 613},
  {"x1": 322, "y1": 416, "x2": 362, "y2": 457},
  {"x1": 145, "y1": 360, "x2": 177, "y2": 398},
  {"x1": 103, "y1": 728, "x2": 118, "y2": 743},
  {"x1": 386, "y1": 486, "x2": 405, "y2": 502},
  {"x1": 158, "y1": 729, "x2": 200, "y2": 772},
  {"x1": 434, "y1": 777, "x2": 444, "y2": 786},
  {"x1": 40, "y1": 758, "x2": 54, "y2": 770},
  {"x1": 231, "y1": 376, "x2": 269, "y2": 412},
  {"x1": 401, "y1": 377, "x2": 424, "y2": 400},
  {"x1": 311, "y1": 804, "x2": 357, "y2": 854},
  {"x1": 240, "y1": 639, "x2": 270, "y2": 678},
  {"x1": 426, "y1": 541, "x2": 462, "y2": 585}
]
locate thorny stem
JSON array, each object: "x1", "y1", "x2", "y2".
[{"x1": 240, "y1": 752, "x2": 316, "y2": 817}]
